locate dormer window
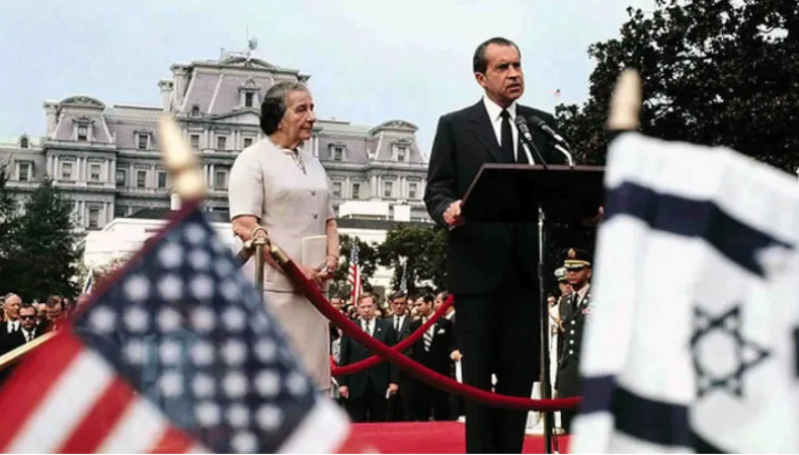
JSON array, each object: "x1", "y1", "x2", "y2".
[
  {"x1": 137, "y1": 133, "x2": 149, "y2": 150},
  {"x1": 239, "y1": 78, "x2": 260, "y2": 109},
  {"x1": 191, "y1": 105, "x2": 201, "y2": 117},
  {"x1": 74, "y1": 118, "x2": 94, "y2": 142},
  {"x1": 20, "y1": 137, "x2": 29, "y2": 149},
  {"x1": 77, "y1": 125, "x2": 88, "y2": 141},
  {"x1": 393, "y1": 143, "x2": 409, "y2": 162},
  {"x1": 333, "y1": 147, "x2": 343, "y2": 161}
]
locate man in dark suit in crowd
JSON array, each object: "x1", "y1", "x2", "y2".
[
  {"x1": 424, "y1": 36, "x2": 567, "y2": 453},
  {"x1": 386, "y1": 290, "x2": 415, "y2": 421},
  {"x1": 337, "y1": 293, "x2": 400, "y2": 422},
  {"x1": 409, "y1": 294, "x2": 456, "y2": 421}
]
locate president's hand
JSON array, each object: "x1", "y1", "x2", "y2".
[
  {"x1": 582, "y1": 206, "x2": 605, "y2": 227},
  {"x1": 443, "y1": 200, "x2": 465, "y2": 227}
]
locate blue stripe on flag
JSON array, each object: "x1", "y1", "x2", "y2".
[
  {"x1": 581, "y1": 376, "x2": 726, "y2": 452},
  {"x1": 579, "y1": 375, "x2": 616, "y2": 414},
  {"x1": 605, "y1": 181, "x2": 792, "y2": 277}
]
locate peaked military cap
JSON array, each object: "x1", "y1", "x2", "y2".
[{"x1": 563, "y1": 248, "x2": 592, "y2": 270}]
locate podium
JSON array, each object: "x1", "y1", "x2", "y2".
[{"x1": 461, "y1": 163, "x2": 605, "y2": 454}]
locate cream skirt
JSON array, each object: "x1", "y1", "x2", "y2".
[{"x1": 263, "y1": 290, "x2": 331, "y2": 392}]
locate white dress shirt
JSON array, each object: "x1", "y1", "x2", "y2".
[
  {"x1": 393, "y1": 314, "x2": 407, "y2": 332},
  {"x1": 483, "y1": 96, "x2": 531, "y2": 163},
  {"x1": 21, "y1": 328, "x2": 35, "y2": 343},
  {"x1": 6, "y1": 320, "x2": 19, "y2": 333}
]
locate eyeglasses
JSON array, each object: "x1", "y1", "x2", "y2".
[{"x1": 19, "y1": 315, "x2": 36, "y2": 320}]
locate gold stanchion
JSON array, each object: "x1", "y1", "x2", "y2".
[{"x1": 251, "y1": 226, "x2": 269, "y2": 295}]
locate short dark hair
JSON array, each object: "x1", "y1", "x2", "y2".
[
  {"x1": 389, "y1": 290, "x2": 407, "y2": 301},
  {"x1": 259, "y1": 80, "x2": 310, "y2": 135},
  {"x1": 473, "y1": 37, "x2": 520, "y2": 74},
  {"x1": 46, "y1": 295, "x2": 63, "y2": 308},
  {"x1": 18, "y1": 303, "x2": 37, "y2": 315},
  {"x1": 436, "y1": 291, "x2": 450, "y2": 301}
]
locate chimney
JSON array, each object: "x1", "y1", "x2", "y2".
[
  {"x1": 170, "y1": 192, "x2": 181, "y2": 211},
  {"x1": 158, "y1": 80, "x2": 174, "y2": 112},
  {"x1": 43, "y1": 101, "x2": 58, "y2": 136},
  {"x1": 170, "y1": 65, "x2": 189, "y2": 109}
]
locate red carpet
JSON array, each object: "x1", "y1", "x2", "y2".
[{"x1": 348, "y1": 422, "x2": 570, "y2": 453}]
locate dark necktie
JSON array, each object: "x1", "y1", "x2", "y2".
[
  {"x1": 395, "y1": 316, "x2": 400, "y2": 332},
  {"x1": 500, "y1": 109, "x2": 515, "y2": 163}
]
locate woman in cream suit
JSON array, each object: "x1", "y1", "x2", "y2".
[{"x1": 229, "y1": 80, "x2": 339, "y2": 392}]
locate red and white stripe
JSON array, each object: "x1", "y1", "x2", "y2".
[
  {"x1": 0, "y1": 332, "x2": 201, "y2": 454},
  {"x1": 348, "y1": 263, "x2": 362, "y2": 306}
]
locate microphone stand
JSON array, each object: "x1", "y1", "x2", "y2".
[{"x1": 521, "y1": 136, "x2": 556, "y2": 454}]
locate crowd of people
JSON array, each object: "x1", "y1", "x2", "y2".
[{"x1": 327, "y1": 247, "x2": 594, "y2": 434}]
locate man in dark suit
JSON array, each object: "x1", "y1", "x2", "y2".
[
  {"x1": 337, "y1": 293, "x2": 400, "y2": 422},
  {"x1": 409, "y1": 294, "x2": 456, "y2": 421},
  {"x1": 424, "y1": 36, "x2": 567, "y2": 453},
  {"x1": 387, "y1": 290, "x2": 415, "y2": 421},
  {"x1": 556, "y1": 248, "x2": 593, "y2": 433},
  {"x1": 2, "y1": 303, "x2": 42, "y2": 354}
]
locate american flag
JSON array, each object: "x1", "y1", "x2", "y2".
[
  {"x1": 81, "y1": 269, "x2": 94, "y2": 295},
  {"x1": 348, "y1": 242, "x2": 362, "y2": 306},
  {"x1": 0, "y1": 207, "x2": 351, "y2": 453}
]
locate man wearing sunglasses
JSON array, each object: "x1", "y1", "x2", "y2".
[
  {"x1": 555, "y1": 248, "x2": 594, "y2": 434},
  {"x1": 2, "y1": 303, "x2": 41, "y2": 354}
]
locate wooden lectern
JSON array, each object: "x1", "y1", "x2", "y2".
[{"x1": 461, "y1": 163, "x2": 605, "y2": 454}]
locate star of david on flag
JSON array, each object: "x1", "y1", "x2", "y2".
[
  {"x1": 571, "y1": 133, "x2": 799, "y2": 453},
  {"x1": 0, "y1": 206, "x2": 353, "y2": 453}
]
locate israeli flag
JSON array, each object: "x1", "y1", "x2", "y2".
[{"x1": 572, "y1": 133, "x2": 799, "y2": 453}]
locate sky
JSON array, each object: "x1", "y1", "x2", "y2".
[{"x1": 0, "y1": 0, "x2": 656, "y2": 156}]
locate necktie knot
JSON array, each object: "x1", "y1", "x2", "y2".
[{"x1": 500, "y1": 109, "x2": 511, "y2": 120}]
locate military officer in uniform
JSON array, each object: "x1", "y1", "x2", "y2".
[{"x1": 555, "y1": 248, "x2": 593, "y2": 433}]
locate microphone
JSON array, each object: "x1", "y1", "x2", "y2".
[
  {"x1": 514, "y1": 116, "x2": 547, "y2": 166},
  {"x1": 528, "y1": 116, "x2": 574, "y2": 167},
  {"x1": 529, "y1": 116, "x2": 569, "y2": 146}
]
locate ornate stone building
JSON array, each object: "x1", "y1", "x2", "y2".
[{"x1": 0, "y1": 48, "x2": 430, "y2": 230}]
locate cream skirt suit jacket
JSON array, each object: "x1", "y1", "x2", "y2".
[{"x1": 229, "y1": 138, "x2": 335, "y2": 391}]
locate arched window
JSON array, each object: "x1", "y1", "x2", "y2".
[
  {"x1": 20, "y1": 136, "x2": 29, "y2": 148},
  {"x1": 191, "y1": 105, "x2": 201, "y2": 116}
]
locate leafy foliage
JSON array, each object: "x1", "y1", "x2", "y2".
[
  {"x1": 329, "y1": 234, "x2": 380, "y2": 299},
  {"x1": 377, "y1": 224, "x2": 447, "y2": 295},
  {"x1": 0, "y1": 165, "x2": 19, "y2": 282},
  {"x1": 557, "y1": 0, "x2": 799, "y2": 172},
  {"x1": 1, "y1": 179, "x2": 83, "y2": 300}
]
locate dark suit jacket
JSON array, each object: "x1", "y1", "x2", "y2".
[
  {"x1": 338, "y1": 318, "x2": 400, "y2": 399},
  {"x1": 2, "y1": 327, "x2": 44, "y2": 354},
  {"x1": 409, "y1": 317, "x2": 456, "y2": 376},
  {"x1": 424, "y1": 100, "x2": 565, "y2": 295}
]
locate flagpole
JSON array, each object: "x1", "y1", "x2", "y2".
[{"x1": 0, "y1": 332, "x2": 58, "y2": 372}]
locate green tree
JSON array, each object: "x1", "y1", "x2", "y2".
[
  {"x1": 330, "y1": 234, "x2": 379, "y2": 299},
  {"x1": 377, "y1": 224, "x2": 447, "y2": 295},
  {"x1": 0, "y1": 165, "x2": 19, "y2": 289},
  {"x1": 557, "y1": 0, "x2": 799, "y2": 172},
  {"x1": 4, "y1": 179, "x2": 83, "y2": 300}
]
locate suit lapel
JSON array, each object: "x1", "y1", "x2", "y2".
[{"x1": 468, "y1": 101, "x2": 504, "y2": 163}]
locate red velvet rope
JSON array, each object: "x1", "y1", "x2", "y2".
[
  {"x1": 280, "y1": 257, "x2": 581, "y2": 412},
  {"x1": 331, "y1": 295, "x2": 454, "y2": 376}
]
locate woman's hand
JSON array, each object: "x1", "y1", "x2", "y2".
[
  {"x1": 299, "y1": 265, "x2": 324, "y2": 289},
  {"x1": 318, "y1": 255, "x2": 338, "y2": 282}
]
